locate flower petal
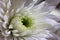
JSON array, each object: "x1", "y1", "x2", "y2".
[
  {"x1": 50, "y1": 9, "x2": 60, "y2": 17},
  {"x1": 11, "y1": 0, "x2": 26, "y2": 10},
  {"x1": 46, "y1": 0, "x2": 60, "y2": 6}
]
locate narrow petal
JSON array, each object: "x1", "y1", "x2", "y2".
[{"x1": 11, "y1": 0, "x2": 26, "y2": 10}]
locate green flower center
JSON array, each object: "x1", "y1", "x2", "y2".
[
  {"x1": 11, "y1": 15, "x2": 34, "y2": 33},
  {"x1": 21, "y1": 16, "x2": 32, "y2": 27}
]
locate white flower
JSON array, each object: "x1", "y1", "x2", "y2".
[{"x1": 0, "y1": 0, "x2": 58, "y2": 40}]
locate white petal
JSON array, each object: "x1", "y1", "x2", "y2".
[
  {"x1": 50, "y1": 9, "x2": 60, "y2": 17},
  {"x1": 3, "y1": 15, "x2": 8, "y2": 22},
  {"x1": 12, "y1": 30, "x2": 19, "y2": 33},
  {"x1": 44, "y1": 18, "x2": 58, "y2": 26},
  {"x1": 0, "y1": 1, "x2": 6, "y2": 7},
  {"x1": 45, "y1": 14, "x2": 60, "y2": 22},
  {"x1": 49, "y1": 32, "x2": 60, "y2": 40},
  {"x1": 0, "y1": 13, "x2": 3, "y2": 18},
  {"x1": 5, "y1": 30, "x2": 11, "y2": 35},
  {"x1": 9, "y1": 24, "x2": 13, "y2": 29},
  {"x1": 0, "y1": 8, "x2": 4, "y2": 13},
  {"x1": 0, "y1": 19, "x2": 2, "y2": 22},
  {"x1": 46, "y1": 0, "x2": 60, "y2": 6},
  {"x1": 24, "y1": 0, "x2": 38, "y2": 10},
  {"x1": 2, "y1": 30, "x2": 11, "y2": 37},
  {"x1": 16, "y1": 2, "x2": 25, "y2": 13},
  {"x1": 31, "y1": 1, "x2": 55, "y2": 15},
  {"x1": 13, "y1": 33, "x2": 20, "y2": 37},
  {"x1": 11, "y1": 0, "x2": 26, "y2": 9},
  {"x1": 7, "y1": 0, "x2": 11, "y2": 9},
  {"x1": 2, "y1": 22, "x2": 7, "y2": 28},
  {"x1": 24, "y1": 30, "x2": 49, "y2": 40}
]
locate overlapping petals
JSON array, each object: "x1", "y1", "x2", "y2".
[{"x1": 0, "y1": 0, "x2": 59, "y2": 40}]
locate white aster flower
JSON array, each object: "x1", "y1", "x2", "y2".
[{"x1": 0, "y1": 0, "x2": 58, "y2": 40}]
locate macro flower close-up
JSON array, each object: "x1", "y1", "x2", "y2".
[{"x1": 0, "y1": 0, "x2": 60, "y2": 40}]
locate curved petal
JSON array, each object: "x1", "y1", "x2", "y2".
[
  {"x1": 10, "y1": 0, "x2": 26, "y2": 10},
  {"x1": 31, "y1": 1, "x2": 55, "y2": 15},
  {"x1": 45, "y1": 14, "x2": 60, "y2": 23},
  {"x1": 24, "y1": 30, "x2": 60, "y2": 40},
  {"x1": 50, "y1": 9, "x2": 60, "y2": 17},
  {"x1": 46, "y1": 0, "x2": 60, "y2": 6}
]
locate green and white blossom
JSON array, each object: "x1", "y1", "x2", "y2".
[{"x1": 0, "y1": 0, "x2": 59, "y2": 40}]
